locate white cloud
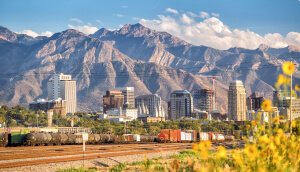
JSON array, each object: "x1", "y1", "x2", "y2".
[
  {"x1": 68, "y1": 24, "x2": 98, "y2": 35},
  {"x1": 180, "y1": 14, "x2": 194, "y2": 25},
  {"x1": 113, "y1": 14, "x2": 124, "y2": 17},
  {"x1": 96, "y1": 20, "x2": 102, "y2": 24},
  {"x1": 187, "y1": 12, "x2": 198, "y2": 18},
  {"x1": 70, "y1": 18, "x2": 82, "y2": 24},
  {"x1": 122, "y1": 5, "x2": 128, "y2": 8},
  {"x1": 139, "y1": 12, "x2": 300, "y2": 50},
  {"x1": 19, "y1": 30, "x2": 53, "y2": 37},
  {"x1": 211, "y1": 13, "x2": 220, "y2": 17},
  {"x1": 165, "y1": 8, "x2": 179, "y2": 15},
  {"x1": 119, "y1": 24, "x2": 124, "y2": 28},
  {"x1": 41, "y1": 31, "x2": 54, "y2": 37},
  {"x1": 200, "y1": 12, "x2": 210, "y2": 19}
]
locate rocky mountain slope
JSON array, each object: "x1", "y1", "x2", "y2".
[
  {"x1": 1, "y1": 24, "x2": 300, "y2": 113},
  {"x1": 0, "y1": 26, "x2": 228, "y2": 112},
  {"x1": 90, "y1": 23, "x2": 300, "y2": 101}
]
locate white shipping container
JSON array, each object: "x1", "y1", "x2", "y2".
[
  {"x1": 133, "y1": 134, "x2": 140, "y2": 142},
  {"x1": 181, "y1": 132, "x2": 186, "y2": 141},
  {"x1": 199, "y1": 132, "x2": 209, "y2": 141},
  {"x1": 185, "y1": 133, "x2": 190, "y2": 141},
  {"x1": 211, "y1": 133, "x2": 216, "y2": 141},
  {"x1": 216, "y1": 134, "x2": 225, "y2": 141}
]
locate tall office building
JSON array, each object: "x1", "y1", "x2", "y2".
[
  {"x1": 273, "y1": 90, "x2": 300, "y2": 119},
  {"x1": 47, "y1": 73, "x2": 76, "y2": 114},
  {"x1": 110, "y1": 87, "x2": 134, "y2": 108},
  {"x1": 193, "y1": 89, "x2": 215, "y2": 112},
  {"x1": 135, "y1": 94, "x2": 165, "y2": 117},
  {"x1": 169, "y1": 90, "x2": 193, "y2": 120},
  {"x1": 103, "y1": 90, "x2": 124, "y2": 113},
  {"x1": 228, "y1": 80, "x2": 247, "y2": 121},
  {"x1": 246, "y1": 92, "x2": 265, "y2": 111}
]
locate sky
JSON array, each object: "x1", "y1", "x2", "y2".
[{"x1": 0, "y1": 0, "x2": 300, "y2": 50}]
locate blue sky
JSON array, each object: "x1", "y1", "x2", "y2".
[{"x1": 1, "y1": 0, "x2": 300, "y2": 49}]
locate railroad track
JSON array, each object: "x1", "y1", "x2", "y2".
[
  {"x1": 0, "y1": 141, "x2": 244, "y2": 169},
  {"x1": 0, "y1": 143, "x2": 193, "y2": 169}
]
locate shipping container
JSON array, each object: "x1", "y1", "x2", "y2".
[
  {"x1": 133, "y1": 134, "x2": 140, "y2": 142},
  {"x1": 181, "y1": 132, "x2": 186, "y2": 141},
  {"x1": 199, "y1": 132, "x2": 209, "y2": 141},
  {"x1": 177, "y1": 130, "x2": 181, "y2": 142},
  {"x1": 11, "y1": 132, "x2": 22, "y2": 146},
  {"x1": 173, "y1": 130, "x2": 178, "y2": 142}
]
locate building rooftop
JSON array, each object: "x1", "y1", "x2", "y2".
[
  {"x1": 230, "y1": 80, "x2": 243, "y2": 86},
  {"x1": 172, "y1": 90, "x2": 191, "y2": 94}
]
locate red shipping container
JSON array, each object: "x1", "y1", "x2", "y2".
[
  {"x1": 158, "y1": 133, "x2": 169, "y2": 143},
  {"x1": 169, "y1": 129, "x2": 174, "y2": 142},
  {"x1": 177, "y1": 130, "x2": 181, "y2": 142},
  {"x1": 208, "y1": 133, "x2": 213, "y2": 141},
  {"x1": 193, "y1": 130, "x2": 197, "y2": 142},
  {"x1": 173, "y1": 130, "x2": 178, "y2": 142}
]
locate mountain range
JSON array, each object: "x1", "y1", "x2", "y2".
[{"x1": 1, "y1": 24, "x2": 300, "y2": 113}]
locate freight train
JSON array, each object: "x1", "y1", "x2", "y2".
[
  {"x1": 0, "y1": 130, "x2": 158, "y2": 147},
  {"x1": 0, "y1": 129, "x2": 234, "y2": 147},
  {"x1": 158, "y1": 129, "x2": 234, "y2": 143}
]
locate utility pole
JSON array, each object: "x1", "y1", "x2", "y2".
[{"x1": 290, "y1": 57, "x2": 293, "y2": 135}]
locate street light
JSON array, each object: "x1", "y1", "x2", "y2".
[{"x1": 36, "y1": 114, "x2": 39, "y2": 127}]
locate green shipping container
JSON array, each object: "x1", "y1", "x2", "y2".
[
  {"x1": 21, "y1": 129, "x2": 30, "y2": 143},
  {"x1": 11, "y1": 132, "x2": 21, "y2": 145}
]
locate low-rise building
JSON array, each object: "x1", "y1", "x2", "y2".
[
  {"x1": 29, "y1": 98, "x2": 66, "y2": 117},
  {"x1": 137, "y1": 116, "x2": 165, "y2": 123}
]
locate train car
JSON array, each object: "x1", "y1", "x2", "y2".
[
  {"x1": 60, "y1": 133, "x2": 69, "y2": 144},
  {"x1": 88, "y1": 134, "x2": 95, "y2": 144},
  {"x1": 10, "y1": 131, "x2": 22, "y2": 146},
  {"x1": 198, "y1": 132, "x2": 210, "y2": 141},
  {"x1": 67, "y1": 133, "x2": 76, "y2": 144},
  {"x1": 93, "y1": 134, "x2": 100, "y2": 144},
  {"x1": 0, "y1": 133, "x2": 8, "y2": 147},
  {"x1": 51, "y1": 133, "x2": 61, "y2": 145}
]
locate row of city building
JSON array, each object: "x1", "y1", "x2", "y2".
[{"x1": 28, "y1": 74, "x2": 299, "y2": 123}]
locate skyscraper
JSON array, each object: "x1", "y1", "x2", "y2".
[
  {"x1": 193, "y1": 89, "x2": 215, "y2": 112},
  {"x1": 110, "y1": 87, "x2": 134, "y2": 108},
  {"x1": 246, "y1": 92, "x2": 265, "y2": 111},
  {"x1": 228, "y1": 80, "x2": 246, "y2": 121},
  {"x1": 135, "y1": 94, "x2": 165, "y2": 117},
  {"x1": 103, "y1": 90, "x2": 124, "y2": 113},
  {"x1": 47, "y1": 73, "x2": 76, "y2": 114},
  {"x1": 169, "y1": 90, "x2": 193, "y2": 120}
]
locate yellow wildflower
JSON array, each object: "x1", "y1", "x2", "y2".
[
  {"x1": 192, "y1": 144, "x2": 199, "y2": 152},
  {"x1": 199, "y1": 140, "x2": 211, "y2": 150},
  {"x1": 269, "y1": 142, "x2": 275, "y2": 151},
  {"x1": 277, "y1": 74, "x2": 285, "y2": 86},
  {"x1": 251, "y1": 121, "x2": 256, "y2": 126},
  {"x1": 277, "y1": 128, "x2": 284, "y2": 136},
  {"x1": 275, "y1": 136, "x2": 281, "y2": 146},
  {"x1": 232, "y1": 151, "x2": 242, "y2": 165},
  {"x1": 216, "y1": 146, "x2": 227, "y2": 159},
  {"x1": 296, "y1": 84, "x2": 299, "y2": 91},
  {"x1": 273, "y1": 117, "x2": 279, "y2": 124},
  {"x1": 292, "y1": 120, "x2": 296, "y2": 127},
  {"x1": 279, "y1": 115, "x2": 284, "y2": 119},
  {"x1": 244, "y1": 144, "x2": 258, "y2": 160},
  {"x1": 282, "y1": 61, "x2": 295, "y2": 75},
  {"x1": 261, "y1": 126, "x2": 265, "y2": 131},
  {"x1": 261, "y1": 99, "x2": 272, "y2": 112},
  {"x1": 200, "y1": 150, "x2": 209, "y2": 159},
  {"x1": 259, "y1": 135, "x2": 270, "y2": 144},
  {"x1": 246, "y1": 124, "x2": 250, "y2": 128}
]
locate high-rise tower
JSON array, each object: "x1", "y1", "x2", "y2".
[
  {"x1": 47, "y1": 73, "x2": 76, "y2": 114},
  {"x1": 228, "y1": 80, "x2": 247, "y2": 121}
]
